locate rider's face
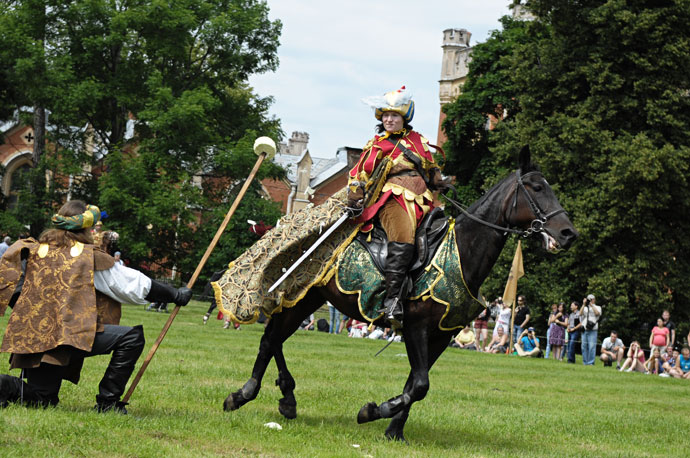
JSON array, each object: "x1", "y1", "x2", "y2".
[{"x1": 382, "y1": 112, "x2": 404, "y2": 133}]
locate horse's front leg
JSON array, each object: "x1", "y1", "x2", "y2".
[
  {"x1": 357, "y1": 319, "x2": 430, "y2": 430},
  {"x1": 383, "y1": 332, "x2": 452, "y2": 442}
]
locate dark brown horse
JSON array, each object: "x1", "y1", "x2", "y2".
[{"x1": 223, "y1": 146, "x2": 578, "y2": 442}]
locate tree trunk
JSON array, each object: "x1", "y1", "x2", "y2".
[{"x1": 32, "y1": 106, "x2": 45, "y2": 167}]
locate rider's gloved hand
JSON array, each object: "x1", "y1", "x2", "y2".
[
  {"x1": 429, "y1": 168, "x2": 452, "y2": 192},
  {"x1": 346, "y1": 181, "x2": 365, "y2": 217}
]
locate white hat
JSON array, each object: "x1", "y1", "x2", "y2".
[{"x1": 587, "y1": 294, "x2": 595, "y2": 301}]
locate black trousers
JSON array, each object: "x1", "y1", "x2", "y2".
[{"x1": 23, "y1": 324, "x2": 145, "y2": 406}]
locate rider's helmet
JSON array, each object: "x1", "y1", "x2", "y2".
[{"x1": 364, "y1": 86, "x2": 415, "y2": 123}]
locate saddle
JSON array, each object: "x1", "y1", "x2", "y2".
[{"x1": 355, "y1": 207, "x2": 450, "y2": 282}]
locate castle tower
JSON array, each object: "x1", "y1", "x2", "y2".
[
  {"x1": 436, "y1": 28, "x2": 472, "y2": 146},
  {"x1": 279, "y1": 131, "x2": 310, "y2": 156}
]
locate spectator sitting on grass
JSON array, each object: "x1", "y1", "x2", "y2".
[
  {"x1": 619, "y1": 340, "x2": 646, "y2": 372},
  {"x1": 515, "y1": 327, "x2": 542, "y2": 357},
  {"x1": 677, "y1": 346, "x2": 690, "y2": 380},
  {"x1": 487, "y1": 325, "x2": 509, "y2": 354},
  {"x1": 600, "y1": 330, "x2": 625, "y2": 369},
  {"x1": 451, "y1": 326, "x2": 476, "y2": 350},
  {"x1": 348, "y1": 320, "x2": 368, "y2": 338},
  {"x1": 299, "y1": 314, "x2": 315, "y2": 331},
  {"x1": 644, "y1": 347, "x2": 664, "y2": 375},
  {"x1": 662, "y1": 347, "x2": 679, "y2": 377},
  {"x1": 367, "y1": 326, "x2": 389, "y2": 340}
]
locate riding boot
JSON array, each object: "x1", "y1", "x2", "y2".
[
  {"x1": 94, "y1": 326, "x2": 145, "y2": 414},
  {"x1": 145, "y1": 279, "x2": 192, "y2": 307},
  {"x1": 380, "y1": 242, "x2": 415, "y2": 328}
]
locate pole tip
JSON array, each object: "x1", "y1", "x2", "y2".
[{"x1": 253, "y1": 137, "x2": 277, "y2": 160}]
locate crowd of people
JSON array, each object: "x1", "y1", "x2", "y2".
[{"x1": 448, "y1": 295, "x2": 690, "y2": 379}]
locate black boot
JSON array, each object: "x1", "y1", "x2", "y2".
[
  {"x1": 145, "y1": 280, "x2": 192, "y2": 307},
  {"x1": 0, "y1": 374, "x2": 55, "y2": 408},
  {"x1": 4, "y1": 366, "x2": 62, "y2": 408},
  {"x1": 94, "y1": 326, "x2": 145, "y2": 414},
  {"x1": 0, "y1": 374, "x2": 23, "y2": 407},
  {"x1": 380, "y1": 242, "x2": 415, "y2": 328}
]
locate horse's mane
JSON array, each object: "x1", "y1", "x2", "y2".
[{"x1": 462, "y1": 160, "x2": 540, "y2": 214}]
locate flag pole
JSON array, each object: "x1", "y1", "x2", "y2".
[
  {"x1": 503, "y1": 240, "x2": 524, "y2": 353},
  {"x1": 122, "y1": 137, "x2": 277, "y2": 404}
]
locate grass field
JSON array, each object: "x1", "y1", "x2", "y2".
[{"x1": 1, "y1": 300, "x2": 689, "y2": 457}]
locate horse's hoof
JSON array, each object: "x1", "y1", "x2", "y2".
[
  {"x1": 357, "y1": 402, "x2": 381, "y2": 424},
  {"x1": 385, "y1": 430, "x2": 408, "y2": 444},
  {"x1": 278, "y1": 397, "x2": 297, "y2": 419},
  {"x1": 223, "y1": 392, "x2": 242, "y2": 411}
]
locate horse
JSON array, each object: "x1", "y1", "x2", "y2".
[{"x1": 222, "y1": 146, "x2": 578, "y2": 442}]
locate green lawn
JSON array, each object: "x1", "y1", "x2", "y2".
[{"x1": 1, "y1": 300, "x2": 688, "y2": 457}]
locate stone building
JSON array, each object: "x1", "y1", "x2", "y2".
[
  {"x1": 436, "y1": 28, "x2": 473, "y2": 146},
  {"x1": 261, "y1": 131, "x2": 361, "y2": 214},
  {"x1": 0, "y1": 117, "x2": 36, "y2": 208},
  {"x1": 436, "y1": 8, "x2": 534, "y2": 145}
]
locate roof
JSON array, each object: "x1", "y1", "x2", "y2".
[
  {"x1": 311, "y1": 156, "x2": 348, "y2": 188},
  {"x1": 271, "y1": 149, "x2": 349, "y2": 189}
]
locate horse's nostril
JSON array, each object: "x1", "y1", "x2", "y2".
[{"x1": 561, "y1": 228, "x2": 578, "y2": 240}]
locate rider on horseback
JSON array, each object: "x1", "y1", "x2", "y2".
[{"x1": 347, "y1": 87, "x2": 450, "y2": 327}]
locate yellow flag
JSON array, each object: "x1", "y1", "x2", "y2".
[
  {"x1": 502, "y1": 240, "x2": 524, "y2": 309},
  {"x1": 504, "y1": 240, "x2": 524, "y2": 350}
]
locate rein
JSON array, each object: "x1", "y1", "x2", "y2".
[{"x1": 442, "y1": 170, "x2": 566, "y2": 238}]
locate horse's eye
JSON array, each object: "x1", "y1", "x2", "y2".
[{"x1": 533, "y1": 185, "x2": 542, "y2": 192}]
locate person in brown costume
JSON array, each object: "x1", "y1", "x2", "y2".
[
  {"x1": 0, "y1": 200, "x2": 191, "y2": 413},
  {"x1": 348, "y1": 87, "x2": 450, "y2": 327}
]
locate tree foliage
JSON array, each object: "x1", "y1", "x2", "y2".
[
  {"x1": 443, "y1": 1, "x2": 690, "y2": 341},
  {"x1": 1, "y1": 1, "x2": 286, "y2": 286}
]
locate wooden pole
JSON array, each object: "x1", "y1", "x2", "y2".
[{"x1": 122, "y1": 149, "x2": 269, "y2": 403}]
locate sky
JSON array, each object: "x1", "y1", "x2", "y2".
[{"x1": 249, "y1": 1, "x2": 514, "y2": 159}]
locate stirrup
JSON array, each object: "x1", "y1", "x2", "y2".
[{"x1": 384, "y1": 299, "x2": 403, "y2": 329}]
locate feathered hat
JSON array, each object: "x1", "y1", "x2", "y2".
[{"x1": 362, "y1": 86, "x2": 415, "y2": 123}]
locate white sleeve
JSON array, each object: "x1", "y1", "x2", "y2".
[{"x1": 93, "y1": 262, "x2": 152, "y2": 305}]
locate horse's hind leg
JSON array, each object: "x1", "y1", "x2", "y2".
[
  {"x1": 223, "y1": 319, "x2": 277, "y2": 412},
  {"x1": 271, "y1": 290, "x2": 326, "y2": 419},
  {"x1": 273, "y1": 345, "x2": 297, "y2": 419}
]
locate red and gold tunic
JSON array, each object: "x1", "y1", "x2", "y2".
[{"x1": 349, "y1": 130, "x2": 438, "y2": 232}]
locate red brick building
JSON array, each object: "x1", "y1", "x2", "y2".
[{"x1": 261, "y1": 131, "x2": 361, "y2": 214}]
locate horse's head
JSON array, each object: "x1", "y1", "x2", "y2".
[{"x1": 504, "y1": 146, "x2": 578, "y2": 252}]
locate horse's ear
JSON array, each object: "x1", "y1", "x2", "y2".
[{"x1": 518, "y1": 145, "x2": 531, "y2": 170}]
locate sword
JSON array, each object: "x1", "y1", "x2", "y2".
[{"x1": 267, "y1": 211, "x2": 351, "y2": 294}]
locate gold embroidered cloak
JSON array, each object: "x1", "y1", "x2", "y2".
[{"x1": 0, "y1": 239, "x2": 120, "y2": 379}]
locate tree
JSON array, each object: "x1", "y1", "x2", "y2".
[
  {"x1": 1, "y1": 1, "x2": 286, "y2": 284},
  {"x1": 443, "y1": 1, "x2": 690, "y2": 341}
]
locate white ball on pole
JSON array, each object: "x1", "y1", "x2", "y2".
[{"x1": 253, "y1": 136, "x2": 276, "y2": 160}]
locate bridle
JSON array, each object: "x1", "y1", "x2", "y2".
[{"x1": 442, "y1": 169, "x2": 567, "y2": 238}]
